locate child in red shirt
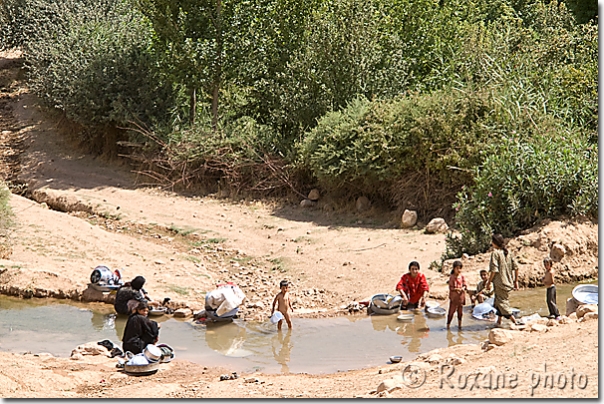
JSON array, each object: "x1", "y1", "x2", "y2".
[
  {"x1": 447, "y1": 260, "x2": 467, "y2": 329},
  {"x1": 396, "y1": 261, "x2": 430, "y2": 309}
]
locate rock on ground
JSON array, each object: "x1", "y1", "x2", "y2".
[
  {"x1": 488, "y1": 329, "x2": 516, "y2": 346},
  {"x1": 575, "y1": 304, "x2": 597, "y2": 318},
  {"x1": 424, "y1": 218, "x2": 448, "y2": 234},
  {"x1": 401, "y1": 209, "x2": 418, "y2": 228}
]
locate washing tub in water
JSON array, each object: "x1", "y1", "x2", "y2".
[{"x1": 368, "y1": 294, "x2": 402, "y2": 315}]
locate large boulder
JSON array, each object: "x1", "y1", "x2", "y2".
[
  {"x1": 424, "y1": 218, "x2": 448, "y2": 234},
  {"x1": 401, "y1": 210, "x2": 418, "y2": 228},
  {"x1": 81, "y1": 285, "x2": 116, "y2": 304}
]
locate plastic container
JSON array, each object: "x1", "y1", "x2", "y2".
[{"x1": 270, "y1": 311, "x2": 284, "y2": 324}]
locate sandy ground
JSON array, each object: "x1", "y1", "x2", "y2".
[{"x1": 0, "y1": 49, "x2": 598, "y2": 399}]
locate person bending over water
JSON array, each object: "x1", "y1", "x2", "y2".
[
  {"x1": 396, "y1": 261, "x2": 430, "y2": 310},
  {"x1": 114, "y1": 275, "x2": 159, "y2": 315}
]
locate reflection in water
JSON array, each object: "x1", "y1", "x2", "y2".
[
  {"x1": 397, "y1": 313, "x2": 430, "y2": 353},
  {"x1": 370, "y1": 312, "x2": 431, "y2": 353},
  {"x1": 271, "y1": 329, "x2": 293, "y2": 373},
  {"x1": 446, "y1": 329, "x2": 464, "y2": 347},
  {"x1": 90, "y1": 311, "x2": 117, "y2": 332},
  {"x1": 370, "y1": 315, "x2": 398, "y2": 332},
  {"x1": 205, "y1": 322, "x2": 252, "y2": 357}
]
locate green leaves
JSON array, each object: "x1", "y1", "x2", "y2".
[{"x1": 449, "y1": 133, "x2": 598, "y2": 256}]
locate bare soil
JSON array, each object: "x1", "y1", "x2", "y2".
[{"x1": 0, "y1": 49, "x2": 597, "y2": 398}]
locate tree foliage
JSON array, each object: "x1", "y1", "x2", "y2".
[{"x1": 0, "y1": 0, "x2": 597, "y2": 251}]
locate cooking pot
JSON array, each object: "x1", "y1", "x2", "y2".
[{"x1": 143, "y1": 345, "x2": 162, "y2": 362}]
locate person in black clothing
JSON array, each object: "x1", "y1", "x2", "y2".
[
  {"x1": 114, "y1": 275, "x2": 156, "y2": 315},
  {"x1": 122, "y1": 301, "x2": 161, "y2": 354}
]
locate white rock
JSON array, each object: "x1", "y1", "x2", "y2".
[
  {"x1": 252, "y1": 301, "x2": 265, "y2": 310},
  {"x1": 530, "y1": 323, "x2": 548, "y2": 333},
  {"x1": 424, "y1": 218, "x2": 448, "y2": 234},
  {"x1": 447, "y1": 356, "x2": 465, "y2": 365},
  {"x1": 401, "y1": 210, "x2": 418, "y2": 228},
  {"x1": 558, "y1": 315, "x2": 571, "y2": 324},
  {"x1": 70, "y1": 353, "x2": 84, "y2": 361},
  {"x1": 488, "y1": 329, "x2": 514, "y2": 346}
]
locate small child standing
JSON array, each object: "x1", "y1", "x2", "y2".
[
  {"x1": 271, "y1": 280, "x2": 294, "y2": 330},
  {"x1": 447, "y1": 260, "x2": 467, "y2": 329},
  {"x1": 542, "y1": 257, "x2": 560, "y2": 319}
]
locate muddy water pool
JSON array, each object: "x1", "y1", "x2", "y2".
[{"x1": 0, "y1": 283, "x2": 593, "y2": 374}]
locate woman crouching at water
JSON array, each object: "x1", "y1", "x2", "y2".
[
  {"x1": 122, "y1": 301, "x2": 161, "y2": 354},
  {"x1": 396, "y1": 261, "x2": 430, "y2": 310}
]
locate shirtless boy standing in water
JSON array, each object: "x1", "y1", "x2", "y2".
[{"x1": 271, "y1": 280, "x2": 294, "y2": 330}]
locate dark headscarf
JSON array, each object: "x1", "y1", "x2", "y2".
[{"x1": 131, "y1": 276, "x2": 146, "y2": 290}]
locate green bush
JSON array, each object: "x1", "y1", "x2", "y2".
[
  {"x1": 447, "y1": 133, "x2": 598, "y2": 256},
  {"x1": 298, "y1": 82, "x2": 563, "y2": 194},
  {"x1": 2, "y1": 0, "x2": 175, "y2": 138}
]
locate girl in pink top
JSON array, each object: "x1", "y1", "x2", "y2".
[{"x1": 447, "y1": 260, "x2": 467, "y2": 329}]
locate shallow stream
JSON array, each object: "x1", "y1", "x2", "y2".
[{"x1": 0, "y1": 283, "x2": 593, "y2": 374}]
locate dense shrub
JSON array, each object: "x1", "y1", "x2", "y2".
[
  {"x1": 297, "y1": 83, "x2": 567, "y2": 212},
  {"x1": 1, "y1": 0, "x2": 175, "y2": 140},
  {"x1": 446, "y1": 133, "x2": 598, "y2": 256}
]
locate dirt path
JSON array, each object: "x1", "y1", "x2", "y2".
[{"x1": 0, "y1": 49, "x2": 597, "y2": 399}]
